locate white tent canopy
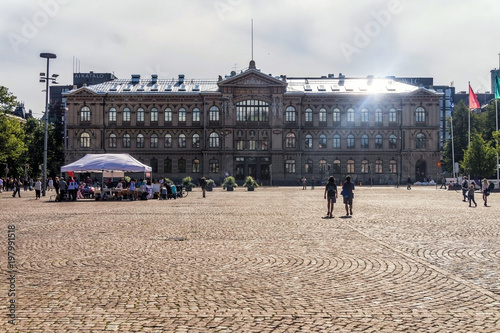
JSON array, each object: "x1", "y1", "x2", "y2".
[{"x1": 61, "y1": 154, "x2": 152, "y2": 173}]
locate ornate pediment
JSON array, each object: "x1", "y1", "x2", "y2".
[
  {"x1": 218, "y1": 69, "x2": 287, "y2": 88},
  {"x1": 66, "y1": 87, "x2": 99, "y2": 98}
]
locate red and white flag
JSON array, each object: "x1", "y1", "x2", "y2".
[{"x1": 469, "y1": 84, "x2": 480, "y2": 109}]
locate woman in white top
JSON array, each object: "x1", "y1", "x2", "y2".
[
  {"x1": 128, "y1": 179, "x2": 136, "y2": 200},
  {"x1": 115, "y1": 180, "x2": 123, "y2": 199},
  {"x1": 482, "y1": 178, "x2": 490, "y2": 207}
]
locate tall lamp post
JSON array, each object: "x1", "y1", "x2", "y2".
[{"x1": 39, "y1": 52, "x2": 57, "y2": 197}]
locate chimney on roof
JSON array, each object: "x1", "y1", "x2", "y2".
[
  {"x1": 131, "y1": 74, "x2": 140, "y2": 84},
  {"x1": 151, "y1": 74, "x2": 158, "y2": 84},
  {"x1": 178, "y1": 74, "x2": 185, "y2": 84},
  {"x1": 328, "y1": 74, "x2": 334, "y2": 79}
]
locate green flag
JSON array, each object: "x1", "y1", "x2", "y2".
[{"x1": 495, "y1": 73, "x2": 500, "y2": 99}]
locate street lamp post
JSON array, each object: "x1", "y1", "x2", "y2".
[{"x1": 40, "y1": 52, "x2": 57, "y2": 197}]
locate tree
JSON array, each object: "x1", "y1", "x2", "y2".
[
  {"x1": 460, "y1": 133, "x2": 497, "y2": 178},
  {"x1": 0, "y1": 86, "x2": 17, "y2": 114},
  {"x1": 22, "y1": 117, "x2": 45, "y2": 179},
  {"x1": 0, "y1": 115, "x2": 26, "y2": 177}
]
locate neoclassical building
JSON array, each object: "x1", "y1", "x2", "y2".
[{"x1": 64, "y1": 60, "x2": 442, "y2": 185}]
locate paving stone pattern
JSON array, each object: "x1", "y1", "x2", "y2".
[{"x1": 1, "y1": 186, "x2": 499, "y2": 332}]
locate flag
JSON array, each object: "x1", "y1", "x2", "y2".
[
  {"x1": 469, "y1": 84, "x2": 480, "y2": 109},
  {"x1": 450, "y1": 95, "x2": 454, "y2": 116},
  {"x1": 495, "y1": 74, "x2": 500, "y2": 100}
]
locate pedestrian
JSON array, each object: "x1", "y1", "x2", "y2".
[
  {"x1": 342, "y1": 175, "x2": 355, "y2": 216},
  {"x1": 461, "y1": 178, "x2": 469, "y2": 202},
  {"x1": 468, "y1": 184, "x2": 477, "y2": 207},
  {"x1": 406, "y1": 176, "x2": 412, "y2": 190},
  {"x1": 482, "y1": 178, "x2": 490, "y2": 207},
  {"x1": 0, "y1": 177, "x2": 3, "y2": 193},
  {"x1": 440, "y1": 176, "x2": 446, "y2": 189},
  {"x1": 200, "y1": 177, "x2": 207, "y2": 198},
  {"x1": 48, "y1": 177, "x2": 54, "y2": 191},
  {"x1": 128, "y1": 178, "x2": 137, "y2": 201},
  {"x1": 58, "y1": 178, "x2": 67, "y2": 201},
  {"x1": 68, "y1": 177, "x2": 78, "y2": 201},
  {"x1": 324, "y1": 176, "x2": 338, "y2": 218},
  {"x1": 12, "y1": 179, "x2": 21, "y2": 197},
  {"x1": 311, "y1": 176, "x2": 315, "y2": 190},
  {"x1": 34, "y1": 178, "x2": 41, "y2": 199},
  {"x1": 302, "y1": 177, "x2": 307, "y2": 190},
  {"x1": 54, "y1": 176, "x2": 60, "y2": 196}
]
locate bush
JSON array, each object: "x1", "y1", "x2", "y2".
[
  {"x1": 243, "y1": 176, "x2": 259, "y2": 189},
  {"x1": 222, "y1": 176, "x2": 237, "y2": 188},
  {"x1": 182, "y1": 176, "x2": 195, "y2": 188}
]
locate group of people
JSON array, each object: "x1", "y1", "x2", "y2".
[
  {"x1": 461, "y1": 177, "x2": 493, "y2": 207},
  {"x1": 323, "y1": 175, "x2": 355, "y2": 218}
]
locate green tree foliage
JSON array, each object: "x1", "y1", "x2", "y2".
[
  {"x1": 0, "y1": 115, "x2": 26, "y2": 177},
  {"x1": 460, "y1": 133, "x2": 497, "y2": 178},
  {"x1": 22, "y1": 117, "x2": 45, "y2": 179},
  {"x1": 0, "y1": 86, "x2": 17, "y2": 114}
]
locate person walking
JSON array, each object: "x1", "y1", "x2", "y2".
[
  {"x1": 68, "y1": 177, "x2": 78, "y2": 201},
  {"x1": 311, "y1": 176, "x2": 315, "y2": 190},
  {"x1": 54, "y1": 177, "x2": 60, "y2": 196},
  {"x1": 58, "y1": 178, "x2": 67, "y2": 201},
  {"x1": 482, "y1": 178, "x2": 490, "y2": 207},
  {"x1": 301, "y1": 177, "x2": 307, "y2": 190},
  {"x1": 324, "y1": 176, "x2": 338, "y2": 218},
  {"x1": 406, "y1": 176, "x2": 412, "y2": 190},
  {"x1": 342, "y1": 175, "x2": 355, "y2": 216},
  {"x1": 440, "y1": 177, "x2": 446, "y2": 189},
  {"x1": 34, "y1": 178, "x2": 41, "y2": 199},
  {"x1": 199, "y1": 177, "x2": 207, "y2": 198},
  {"x1": 461, "y1": 178, "x2": 469, "y2": 202},
  {"x1": 12, "y1": 179, "x2": 21, "y2": 197},
  {"x1": 468, "y1": 184, "x2": 477, "y2": 207}
]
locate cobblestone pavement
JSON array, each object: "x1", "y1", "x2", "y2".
[{"x1": 1, "y1": 186, "x2": 499, "y2": 332}]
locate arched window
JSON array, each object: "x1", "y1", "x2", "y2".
[
  {"x1": 347, "y1": 108, "x2": 355, "y2": 122},
  {"x1": 150, "y1": 134, "x2": 158, "y2": 148},
  {"x1": 109, "y1": 133, "x2": 117, "y2": 148},
  {"x1": 164, "y1": 108, "x2": 172, "y2": 122},
  {"x1": 136, "y1": 134, "x2": 144, "y2": 148},
  {"x1": 178, "y1": 133, "x2": 186, "y2": 148},
  {"x1": 123, "y1": 133, "x2": 131, "y2": 148},
  {"x1": 285, "y1": 132, "x2": 296, "y2": 148},
  {"x1": 192, "y1": 158, "x2": 200, "y2": 173},
  {"x1": 361, "y1": 108, "x2": 369, "y2": 122},
  {"x1": 305, "y1": 159, "x2": 313, "y2": 174},
  {"x1": 361, "y1": 159, "x2": 369, "y2": 173},
  {"x1": 375, "y1": 134, "x2": 383, "y2": 148},
  {"x1": 209, "y1": 106, "x2": 219, "y2": 121},
  {"x1": 236, "y1": 100, "x2": 269, "y2": 122},
  {"x1": 80, "y1": 106, "x2": 90, "y2": 122},
  {"x1": 178, "y1": 108, "x2": 186, "y2": 122},
  {"x1": 416, "y1": 133, "x2": 426, "y2": 148},
  {"x1": 209, "y1": 159, "x2": 219, "y2": 173},
  {"x1": 389, "y1": 108, "x2": 397, "y2": 122},
  {"x1": 361, "y1": 134, "x2": 369, "y2": 148},
  {"x1": 178, "y1": 158, "x2": 186, "y2": 173},
  {"x1": 192, "y1": 108, "x2": 200, "y2": 122},
  {"x1": 333, "y1": 108, "x2": 341, "y2": 122},
  {"x1": 164, "y1": 134, "x2": 172, "y2": 148},
  {"x1": 123, "y1": 108, "x2": 131, "y2": 122},
  {"x1": 319, "y1": 134, "x2": 327, "y2": 149},
  {"x1": 209, "y1": 132, "x2": 219, "y2": 148},
  {"x1": 347, "y1": 134, "x2": 355, "y2": 148},
  {"x1": 375, "y1": 108, "x2": 383, "y2": 122},
  {"x1": 305, "y1": 108, "x2": 313, "y2": 122},
  {"x1": 164, "y1": 158, "x2": 172, "y2": 173},
  {"x1": 389, "y1": 159, "x2": 397, "y2": 173},
  {"x1": 333, "y1": 134, "x2": 341, "y2": 148},
  {"x1": 285, "y1": 106, "x2": 296, "y2": 122},
  {"x1": 389, "y1": 134, "x2": 397, "y2": 148},
  {"x1": 347, "y1": 159, "x2": 355, "y2": 173},
  {"x1": 376, "y1": 159, "x2": 383, "y2": 173},
  {"x1": 415, "y1": 107, "x2": 426, "y2": 122},
  {"x1": 333, "y1": 160, "x2": 341, "y2": 174},
  {"x1": 108, "y1": 107, "x2": 116, "y2": 122},
  {"x1": 285, "y1": 159, "x2": 296, "y2": 173},
  {"x1": 136, "y1": 108, "x2": 145, "y2": 122},
  {"x1": 150, "y1": 108, "x2": 158, "y2": 122},
  {"x1": 319, "y1": 108, "x2": 327, "y2": 122},
  {"x1": 305, "y1": 134, "x2": 313, "y2": 148},
  {"x1": 80, "y1": 132, "x2": 90, "y2": 148},
  {"x1": 192, "y1": 133, "x2": 200, "y2": 148}
]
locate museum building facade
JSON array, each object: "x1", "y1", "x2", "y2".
[{"x1": 64, "y1": 60, "x2": 442, "y2": 185}]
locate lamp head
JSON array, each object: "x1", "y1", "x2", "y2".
[{"x1": 40, "y1": 53, "x2": 57, "y2": 59}]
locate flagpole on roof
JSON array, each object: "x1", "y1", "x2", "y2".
[
  {"x1": 468, "y1": 81, "x2": 471, "y2": 146},
  {"x1": 450, "y1": 99, "x2": 456, "y2": 181}
]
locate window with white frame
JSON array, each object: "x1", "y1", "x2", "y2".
[
  {"x1": 209, "y1": 132, "x2": 219, "y2": 148},
  {"x1": 389, "y1": 108, "x2": 397, "y2": 123},
  {"x1": 80, "y1": 106, "x2": 91, "y2": 122},
  {"x1": 361, "y1": 134, "x2": 369, "y2": 148},
  {"x1": 150, "y1": 134, "x2": 158, "y2": 148},
  {"x1": 347, "y1": 134, "x2": 355, "y2": 148},
  {"x1": 192, "y1": 134, "x2": 200, "y2": 148},
  {"x1": 361, "y1": 108, "x2": 369, "y2": 122},
  {"x1": 123, "y1": 108, "x2": 131, "y2": 122},
  {"x1": 108, "y1": 107, "x2": 116, "y2": 122},
  {"x1": 333, "y1": 108, "x2": 341, "y2": 122},
  {"x1": 375, "y1": 108, "x2": 383, "y2": 122},
  {"x1": 333, "y1": 134, "x2": 341, "y2": 148},
  {"x1": 285, "y1": 106, "x2": 296, "y2": 122},
  {"x1": 285, "y1": 132, "x2": 296, "y2": 148},
  {"x1": 80, "y1": 132, "x2": 90, "y2": 148},
  {"x1": 192, "y1": 108, "x2": 200, "y2": 122},
  {"x1": 415, "y1": 107, "x2": 426, "y2": 123},
  {"x1": 285, "y1": 159, "x2": 296, "y2": 173},
  {"x1": 164, "y1": 108, "x2": 172, "y2": 122},
  {"x1": 136, "y1": 108, "x2": 145, "y2": 122},
  {"x1": 178, "y1": 133, "x2": 186, "y2": 148},
  {"x1": 136, "y1": 134, "x2": 145, "y2": 148},
  {"x1": 209, "y1": 106, "x2": 219, "y2": 121},
  {"x1": 305, "y1": 134, "x2": 313, "y2": 148},
  {"x1": 376, "y1": 160, "x2": 383, "y2": 173},
  {"x1": 347, "y1": 159, "x2": 355, "y2": 173},
  {"x1": 123, "y1": 133, "x2": 131, "y2": 148},
  {"x1": 416, "y1": 133, "x2": 426, "y2": 148},
  {"x1": 164, "y1": 134, "x2": 172, "y2": 148},
  {"x1": 178, "y1": 108, "x2": 186, "y2": 122},
  {"x1": 150, "y1": 108, "x2": 158, "y2": 122},
  {"x1": 319, "y1": 108, "x2": 327, "y2": 122},
  {"x1": 109, "y1": 133, "x2": 117, "y2": 148},
  {"x1": 389, "y1": 159, "x2": 397, "y2": 173},
  {"x1": 389, "y1": 134, "x2": 397, "y2": 148},
  {"x1": 305, "y1": 108, "x2": 313, "y2": 122},
  {"x1": 375, "y1": 134, "x2": 383, "y2": 148},
  {"x1": 319, "y1": 134, "x2": 327, "y2": 149},
  {"x1": 361, "y1": 160, "x2": 369, "y2": 173},
  {"x1": 347, "y1": 108, "x2": 355, "y2": 122}
]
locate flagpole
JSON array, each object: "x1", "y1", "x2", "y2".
[
  {"x1": 468, "y1": 81, "x2": 471, "y2": 146},
  {"x1": 451, "y1": 115, "x2": 456, "y2": 180},
  {"x1": 496, "y1": 98, "x2": 498, "y2": 189}
]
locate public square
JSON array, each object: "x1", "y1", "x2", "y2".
[{"x1": 1, "y1": 185, "x2": 499, "y2": 332}]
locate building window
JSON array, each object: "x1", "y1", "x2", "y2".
[
  {"x1": 122, "y1": 108, "x2": 131, "y2": 122},
  {"x1": 361, "y1": 108, "x2": 369, "y2": 122},
  {"x1": 285, "y1": 132, "x2": 296, "y2": 148},
  {"x1": 319, "y1": 134, "x2": 327, "y2": 149},
  {"x1": 305, "y1": 134, "x2": 313, "y2": 148},
  {"x1": 389, "y1": 159, "x2": 397, "y2": 173},
  {"x1": 236, "y1": 140, "x2": 244, "y2": 150},
  {"x1": 136, "y1": 108, "x2": 145, "y2": 122},
  {"x1": 376, "y1": 160, "x2": 383, "y2": 173},
  {"x1": 319, "y1": 108, "x2": 327, "y2": 122},
  {"x1": 108, "y1": 133, "x2": 117, "y2": 148},
  {"x1": 80, "y1": 106, "x2": 90, "y2": 122},
  {"x1": 179, "y1": 108, "x2": 186, "y2": 122},
  {"x1": 164, "y1": 108, "x2": 172, "y2": 122},
  {"x1": 209, "y1": 159, "x2": 219, "y2": 173},
  {"x1": 192, "y1": 107, "x2": 200, "y2": 122},
  {"x1": 150, "y1": 134, "x2": 158, "y2": 148},
  {"x1": 347, "y1": 134, "x2": 355, "y2": 148},
  {"x1": 389, "y1": 134, "x2": 397, "y2": 148},
  {"x1": 347, "y1": 108, "x2": 355, "y2": 122},
  {"x1": 305, "y1": 108, "x2": 313, "y2": 122},
  {"x1": 164, "y1": 158, "x2": 172, "y2": 173},
  {"x1": 375, "y1": 108, "x2": 383, "y2": 122},
  {"x1": 178, "y1": 158, "x2": 186, "y2": 173},
  {"x1": 150, "y1": 108, "x2": 158, "y2": 122},
  {"x1": 415, "y1": 107, "x2": 426, "y2": 123},
  {"x1": 150, "y1": 158, "x2": 158, "y2": 173},
  {"x1": 209, "y1": 132, "x2": 219, "y2": 148},
  {"x1": 305, "y1": 159, "x2": 313, "y2": 174},
  {"x1": 375, "y1": 134, "x2": 383, "y2": 148},
  {"x1": 389, "y1": 108, "x2": 397, "y2": 123},
  {"x1": 164, "y1": 134, "x2": 172, "y2": 148},
  {"x1": 178, "y1": 133, "x2": 186, "y2": 148},
  {"x1": 361, "y1": 134, "x2": 369, "y2": 148},
  {"x1": 192, "y1": 134, "x2": 200, "y2": 148},
  {"x1": 333, "y1": 160, "x2": 341, "y2": 174},
  {"x1": 416, "y1": 133, "x2": 426, "y2": 148},
  {"x1": 209, "y1": 106, "x2": 219, "y2": 121},
  {"x1": 333, "y1": 108, "x2": 341, "y2": 122},
  {"x1": 361, "y1": 160, "x2": 369, "y2": 173},
  {"x1": 261, "y1": 141, "x2": 269, "y2": 150},
  {"x1": 80, "y1": 132, "x2": 90, "y2": 148},
  {"x1": 193, "y1": 159, "x2": 200, "y2": 173},
  {"x1": 347, "y1": 159, "x2": 355, "y2": 173},
  {"x1": 236, "y1": 100, "x2": 269, "y2": 122},
  {"x1": 136, "y1": 134, "x2": 144, "y2": 148},
  {"x1": 286, "y1": 106, "x2": 296, "y2": 122},
  {"x1": 319, "y1": 159, "x2": 327, "y2": 174},
  {"x1": 333, "y1": 134, "x2": 341, "y2": 148},
  {"x1": 248, "y1": 140, "x2": 257, "y2": 150},
  {"x1": 285, "y1": 159, "x2": 296, "y2": 174},
  {"x1": 108, "y1": 107, "x2": 116, "y2": 122},
  {"x1": 123, "y1": 133, "x2": 131, "y2": 148}
]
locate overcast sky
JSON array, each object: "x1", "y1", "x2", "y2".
[{"x1": 1, "y1": 0, "x2": 500, "y2": 117}]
